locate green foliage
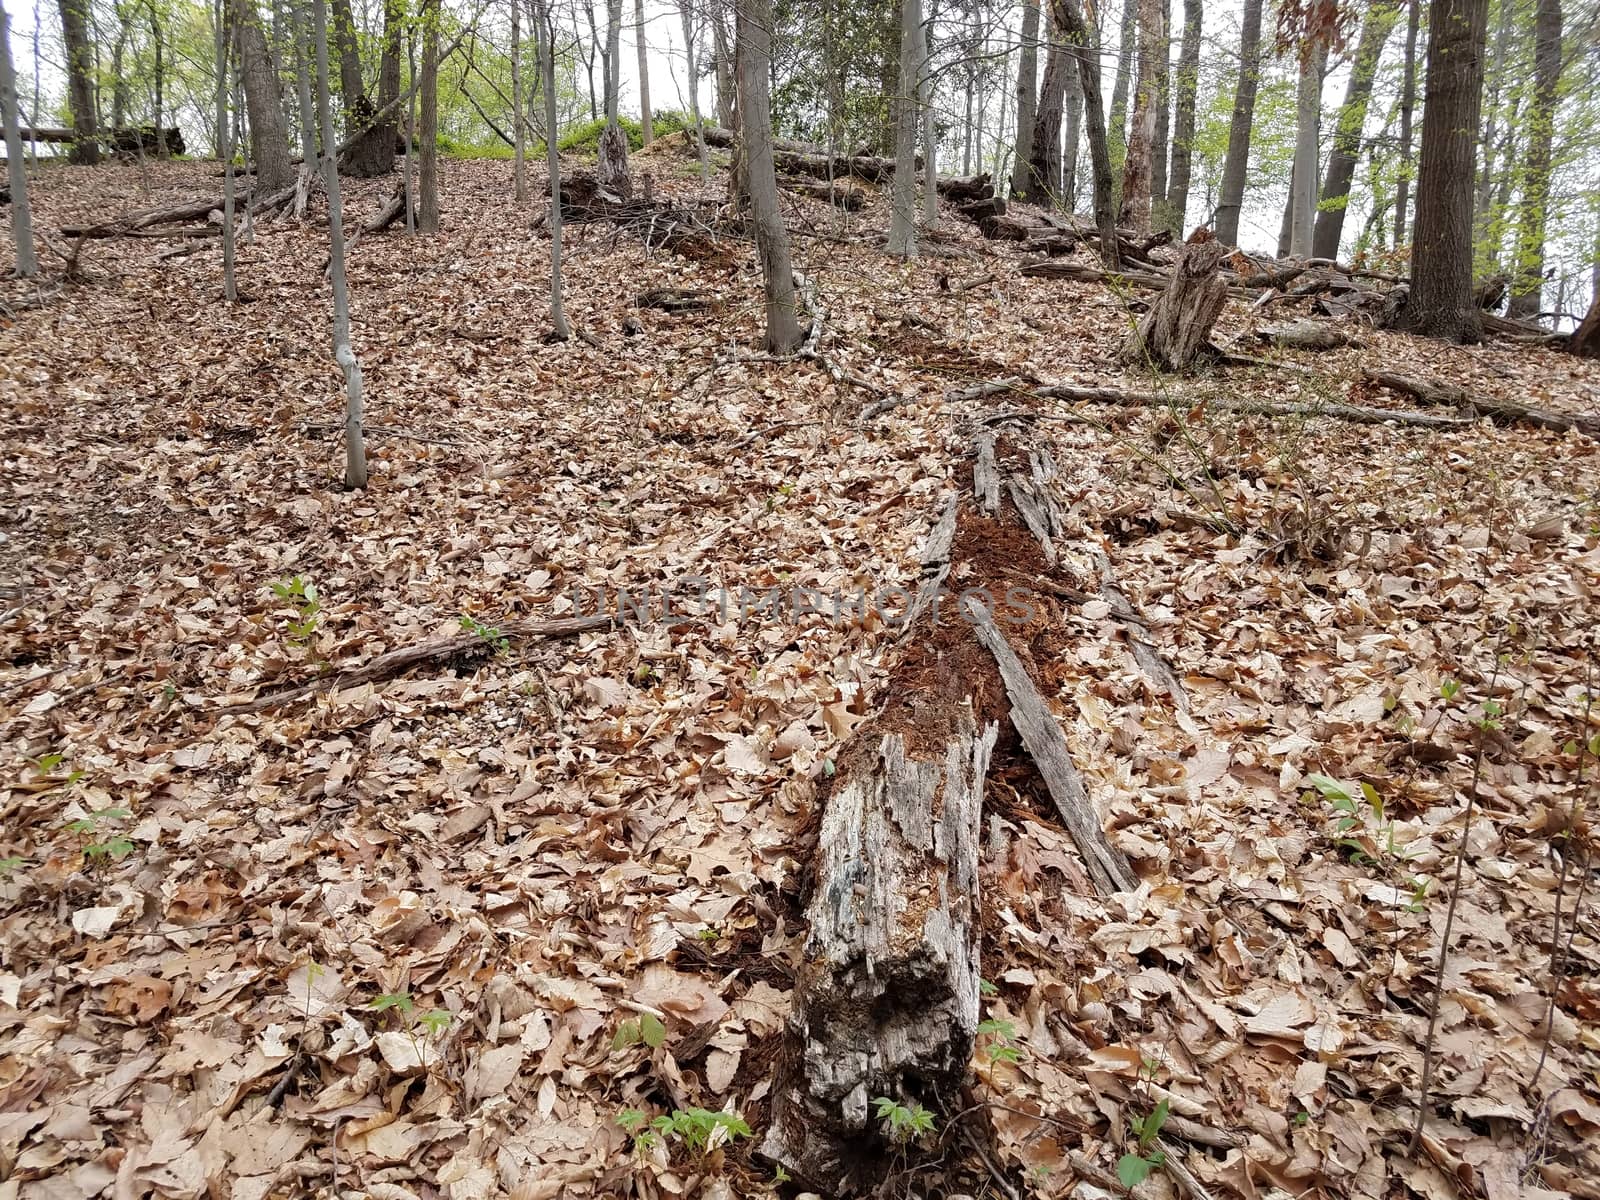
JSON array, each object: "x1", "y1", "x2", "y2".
[
  {"x1": 459, "y1": 614, "x2": 509, "y2": 654},
  {"x1": 977, "y1": 1016, "x2": 1024, "y2": 1063},
  {"x1": 271, "y1": 576, "x2": 320, "y2": 644},
  {"x1": 546, "y1": 110, "x2": 694, "y2": 156},
  {"x1": 873, "y1": 1096, "x2": 936, "y2": 1143},
  {"x1": 616, "y1": 1106, "x2": 751, "y2": 1159},
  {"x1": 0, "y1": 856, "x2": 24, "y2": 876},
  {"x1": 1117, "y1": 1098, "x2": 1169, "y2": 1188},
  {"x1": 612, "y1": 1012, "x2": 666, "y2": 1050}
]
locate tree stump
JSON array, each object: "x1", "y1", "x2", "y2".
[
  {"x1": 1118, "y1": 235, "x2": 1228, "y2": 369},
  {"x1": 597, "y1": 123, "x2": 632, "y2": 201}
]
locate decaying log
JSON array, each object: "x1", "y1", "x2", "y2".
[
  {"x1": 1094, "y1": 553, "x2": 1187, "y2": 709},
  {"x1": 937, "y1": 173, "x2": 995, "y2": 202},
  {"x1": 1018, "y1": 259, "x2": 1170, "y2": 290},
  {"x1": 214, "y1": 614, "x2": 613, "y2": 715},
  {"x1": 949, "y1": 378, "x2": 1474, "y2": 430},
  {"x1": 361, "y1": 187, "x2": 412, "y2": 233},
  {"x1": 1257, "y1": 319, "x2": 1350, "y2": 351},
  {"x1": 636, "y1": 288, "x2": 716, "y2": 313},
  {"x1": 20, "y1": 124, "x2": 184, "y2": 155},
  {"x1": 1363, "y1": 369, "x2": 1600, "y2": 438},
  {"x1": 1119, "y1": 237, "x2": 1229, "y2": 370},
  {"x1": 60, "y1": 181, "x2": 299, "y2": 239},
  {"x1": 956, "y1": 197, "x2": 1006, "y2": 221},
  {"x1": 781, "y1": 176, "x2": 867, "y2": 211},
  {"x1": 556, "y1": 174, "x2": 728, "y2": 263}
]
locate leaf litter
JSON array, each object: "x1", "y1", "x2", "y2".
[{"x1": 1, "y1": 154, "x2": 1598, "y2": 1199}]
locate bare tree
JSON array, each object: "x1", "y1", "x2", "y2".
[
  {"x1": 293, "y1": 0, "x2": 316, "y2": 165},
  {"x1": 1029, "y1": 26, "x2": 1066, "y2": 202},
  {"x1": 231, "y1": 0, "x2": 294, "y2": 192},
  {"x1": 887, "y1": 0, "x2": 921, "y2": 256},
  {"x1": 1394, "y1": 0, "x2": 1420, "y2": 246},
  {"x1": 1010, "y1": 0, "x2": 1040, "y2": 200},
  {"x1": 216, "y1": 0, "x2": 238, "y2": 300},
  {"x1": 1107, "y1": 0, "x2": 1137, "y2": 156},
  {"x1": 678, "y1": 0, "x2": 710, "y2": 183},
  {"x1": 511, "y1": 0, "x2": 527, "y2": 200},
  {"x1": 1312, "y1": 1, "x2": 1398, "y2": 259},
  {"x1": 921, "y1": 0, "x2": 938, "y2": 224},
  {"x1": 634, "y1": 0, "x2": 652, "y2": 144},
  {"x1": 1288, "y1": 36, "x2": 1327, "y2": 258},
  {"x1": 1, "y1": 4, "x2": 37, "y2": 277},
  {"x1": 1506, "y1": 0, "x2": 1563, "y2": 320},
  {"x1": 1057, "y1": 0, "x2": 1117, "y2": 267},
  {"x1": 1118, "y1": 0, "x2": 1161, "y2": 233},
  {"x1": 1401, "y1": 0, "x2": 1489, "y2": 341},
  {"x1": 57, "y1": 0, "x2": 99, "y2": 163},
  {"x1": 1164, "y1": 0, "x2": 1200, "y2": 234},
  {"x1": 419, "y1": 0, "x2": 440, "y2": 230},
  {"x1": 313, "y1": 0, "x2": 368, "y2": 487},
  {"x1": 598, "y1": 0, "x2": 631, "y2": 194},
  {"x1": 534, "y1": 0, "x2": 570, "y2": 339},
  {"x1": 736, "y1": 0, "x2": 801, "y2": 351},
  {"x1": 1214, "y1": 0, "x2": 1262, "y2": 245}
]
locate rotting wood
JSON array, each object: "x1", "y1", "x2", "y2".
[
  {"x1": 967, "y1": 599, "x2": 1136, "y2": 896},
  {"x1": 1363, "y1": 369, "x2": 1600, "y2": 438},
  {"x1": 947, "y1": 378, "x2": 1474, "y2": 430},
  {"x1": 1257, "y1": 318, "x2": 1350, "y2": 351},
  {"x1": 1119, "y1": 236, "x2": 1229, "y2": 369},
  {"x1": 636, "y1": 287, "x2": 716, "y2": 314},
  {"x1": 59, "y1": 181, "x2": 300, "y2": 239},
  {"x1": 780, "y1": 176, "x2": 867, "y2": 211},
  {"x1": 214, "y1": 613, "x2": 613, "y2": 714}
]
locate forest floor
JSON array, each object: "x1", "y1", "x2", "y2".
[{"x1": 1, "y1": 149, "x2": 1599, "y2": 1200}]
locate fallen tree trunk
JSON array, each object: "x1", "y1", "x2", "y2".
[
  {"x1": 1363, "y1": 369, "x2": 1600, "y2": 438},
  {"x1": 21, "y1": 124, "x2": 184, "y2": 154},
  {"x1": 1018, "y1": 259, "x2": 1170, "y2": 290},
  {"x1": 781, "y1": 176, "x2": 867, "y2": 211},
  {"x1": 1120, "y1": 237, "x2": 1229, "y2": 369},
  {"x1": 1257, "y1": 319, "x2": 1350, "y2": 351},
  {"x1": 763, "y1": 429, "x2": 1140, "y2": 1191},
  {"x1": 950, "y1": 378, "x2": 1474, "y2": 430},
  {"x1": 60, "y1": 181, "x2": 299, "y2": 238}
]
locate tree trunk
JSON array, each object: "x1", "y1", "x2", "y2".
[
  {"x1": 1401, "y1": 0, "x2": 1489, "y2": 341},
  {"x1": 111, "y1": 8, "x2": 131, "y2": 129},
  {"x1": 339, "y1": 0, "x2": 401, "y2": 176},
  {"x1": 1057, "y1": 0, "x2": 1117, "y2": 267},
  {"x1": 1010, "y1": 0, "x2": 1040, "y2": 200},
  {"x1": 534, "y1": 0, "x2": 570, "y2": 338},
  {"x1": 598, "y1": 0, "x2": 630, "y2": 196},
  {"x1": 216, "y1": 0, "x2": 237, "y2": 300},
  {"x1": 418, "y1": 0, "x2": 439, "y2": 231},
  {"x1": 1061, "y1": 37, "x2": 1082, "y2": 204},
  {"x1": 1119, "y1": 234, "x2": 1227, "y2": 368},
  {"x1": 57, "y1": 0, "x2": 99, "y2": 163},
  {"x1": 1213, "y1": 0, "x2": 1262, "y2": 246},
  {"x1": 1470, "y1": 0, "x2": 1513, "y2": 262},
  {"x1": 1164, "y1": 0, "x2": 1199, "y2": 234},
  {"x1": 231, "y1": 0, "x2": 294, "y2": 193},
  {"x1": 1107, "y1": 0, "x2": 1137, "y2": 160},
  {"x1": 511, "y1": 0, "x2": 526, "y2": 201},
  {"x1": 1027, "y1": 30, "x2": 1065, "y2": 203},
  {"x1": 1394, "y1": 0, "x2": 1420, "y2": 247},
  {"x1": 1505, "y1": 0, "x2": 1562, "y2": 321},
  {"x1": 1, "y1": 5, "x2": 37, "y2": 277},
  {"x1": 1149, "y1": 0, "x2": 1170, "y2": 224},
  {"x1": 604, "y1": 0, "x2": 622, "y2": 119},
  {"x1": 1288, "y1": 38, "x2": 1326, "y2": 258},
  {"x1": 920, "y1": 1, "x2": 938, "y2": 224},
  {"x1": 150, "y1": 0, "x2": 167, "y2": 157},
  {"x1": 1311, "y1": 1, "x2": 1397, "y2": 260},
  {"x1": 313, "y1": 0, "x2": 367, "y2": 487},
  {"x1": 1117, "y1": 0, "x2": 1161, "y2": 234},
  {"x1": 887, "y1": 0, "x2": 921, "y2": 256},
  {"x1": 329, "y1": 0, "x2": 364, "y2": 126},
  {"x1": 1569, "y1": 290, "x2": 1600, "y2": 359},
  {"x1": 292, "y1": 0, "x2": 316, "y2": 164},
  {"x1": 737, "y1": 0, "x2": 802, "y2": 352},
  {"x1": 633, "y1": 0, "x2": 652, "y2": 144},
  {"x1": 678, "y1": 0, "x2": 710, "y2": 184},
  {"x1": 712, "y1": 6, "x2": 735, "y2": 128}
]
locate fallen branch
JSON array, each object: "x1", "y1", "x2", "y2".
[
  {"x1": 1362, "y1": 369, "x2": 1599, "y2": 438},
  {"x1": 214, "y1": 614, "x2": 613, "y2": 715}
]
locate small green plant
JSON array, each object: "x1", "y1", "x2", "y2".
[
  {"x1": 65, "y1": 807, "x2": 134, "y2": 868},
  {"x1": 873, "y1": 1096, "x2": 936, "y2": 1144},
  {"x1": 0, "y1": 856, "x2": 25, "y2": 876},
  {"x1": 612, "y1": 1012, "x2": 666, "y2": 1051},
  {"x1": 1305, "y1": 774, "x2": 1412, "y2": 866},
  {"x1": 616, "y1": 1106, "x2": 751, "y2": 1161},
  {"x1": 271, "y1": 576, "x2": 321, "y2": 645},
  {"x1": 371, "y1": 990, "x2": 452, "y2": 1062},
  {"x1": 977, "y1": 1017, "x2": 1024, "y2": 1064},
  {"x1": 978, "y1": 978, "x2": 999, "y2": 997},
  {"x1": 1117, "y1": 1098, "x2": 1169, "y2": 1188},
  {"x1": 459, "y1": 614, "x2": 510, "y2": 655}
]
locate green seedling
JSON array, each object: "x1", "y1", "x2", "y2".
[
  {"x1": 271, "y1": 576, "x2": 321, "y2": 644},
  {"x1": 612, "y1": 1012, "x2": 666, "y2": 1051},
  {"x1": 616, "y1": 1106, "x2": 750, "y2": 1161},
  {"x1": 1117, "y1": 1098, "x2": 1169, "y2": 1188},
  {"x1": 873, "y1": 1096, "x2": 936, "y2": 1144},
  {"x1": 459, "y1": 614, "x2": 510, "y2": 655},
  {"x1": 977, "y1": 1017, "x2": 1024, "y2": 1064}
]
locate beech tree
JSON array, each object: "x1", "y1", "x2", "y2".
[
  {"x1": 231, "y1": 0, "x2": 293, "y2": 193},
  {"x1": 1402, "y1": 0, "x2": 1490, "y2": 341},
  {"x1": 736, "y1": 0, "x2": 802, "y2": 350},
  {"x1": 533, "y1": 0, "x2": 569, "y2": 339},
  {"x1": 2, "y1": 4, "x2": 37, "y2": 278},
  {"x1": 1214, "y1": 0, "x2": 1263, "y2": 246}
]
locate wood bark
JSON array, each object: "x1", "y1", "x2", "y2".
[
  {"x1": 1149, "y1": 0, "x2": 1170, "y2": 223},
  {"x1": 1288, "y1": 38, "x2": 1326, "y2": 259},
  {"x1": 887, "y1": 0, "x2": 922, "y2": 256},
  {"x1": 511, "y1": 0, "x2": 526, "y2": 201},
  {"x1": 534, "y1": 0, "x2": 570, "y2": 339},
  {"x1": 1399, "y1": 0, "x2": 1488, "y2": 341},
  {"x1": 1107, "y1": 0, "x2": 1138, "y2": 155},
  {"x1": 418, "y1": 0, "x2": 440, "y2": 231},
  {"x1": 341, "y1": 0, "x2": 402, "y2": 176},
  {"x1": 1119, "y1": 235, "x2": 1227, "y2": 368},
  {"x1": 231, "y1": 0, "x2": 294, "y2": 193},
  {"x1": 1055, "y1": 0, "x2": 1118, "y2": 269},
  {"x1": 1, "y1": 5, "x2": 37, "y2": 277},
  {"x1": 1569, "y1": 291, "x2": 1600, "y2": 360},
  {"x1": 1505, "y1": 0, "x2": 1562, "y2": 321},
  {"x1": 1164, "y1": 0, "x2": 1200, "y2": 235},
  {"x1": 736, "y1": 0, "x2": 802, "y2": 352},
  {"x1": 1312, "y1": 3, "x2": 1398, "y2": 260},
  {"x1": 1213, "y1": 0, "x2": 1262, "y2": 246},
  {"x1": 1010, "y1": 0, "x2": 1041, "y2": 200},
  {"x1": 57, "y1": 0, "x2": 99, "y2": 163},
  {"x1": 1394, "y1": 0, "x2": 1420, "y2": 247},
  {"x1": 634, "y1": 0, "x2": 652, "y2": 144},
  {"x1": 1363, "y1": 369, "x2": 1600, "y2": 437},
  {"x1": 1118, "y1": 0, "x2": 1161, "y2": 234}
]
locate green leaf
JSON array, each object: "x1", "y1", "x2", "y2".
[
  {"x1": 1118, "y1": 1153, "x2": 1158, "y2": 1188},
  {"x1": 1306, "y1": 773, "x2": 1354, "y2": 803},
  {"x1": 640, "y1": 1012, "x2": 666, "y2": 1049},
  {"x1": 612, "y1": 1019, "x2": 640, "y2": 1050},
  {"x1": 371, "y1": 992, "x2": 414, "y2": 1015},
  {"x1": 419, "y1": 1009, "x2": 452, "y2": 1034}
]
